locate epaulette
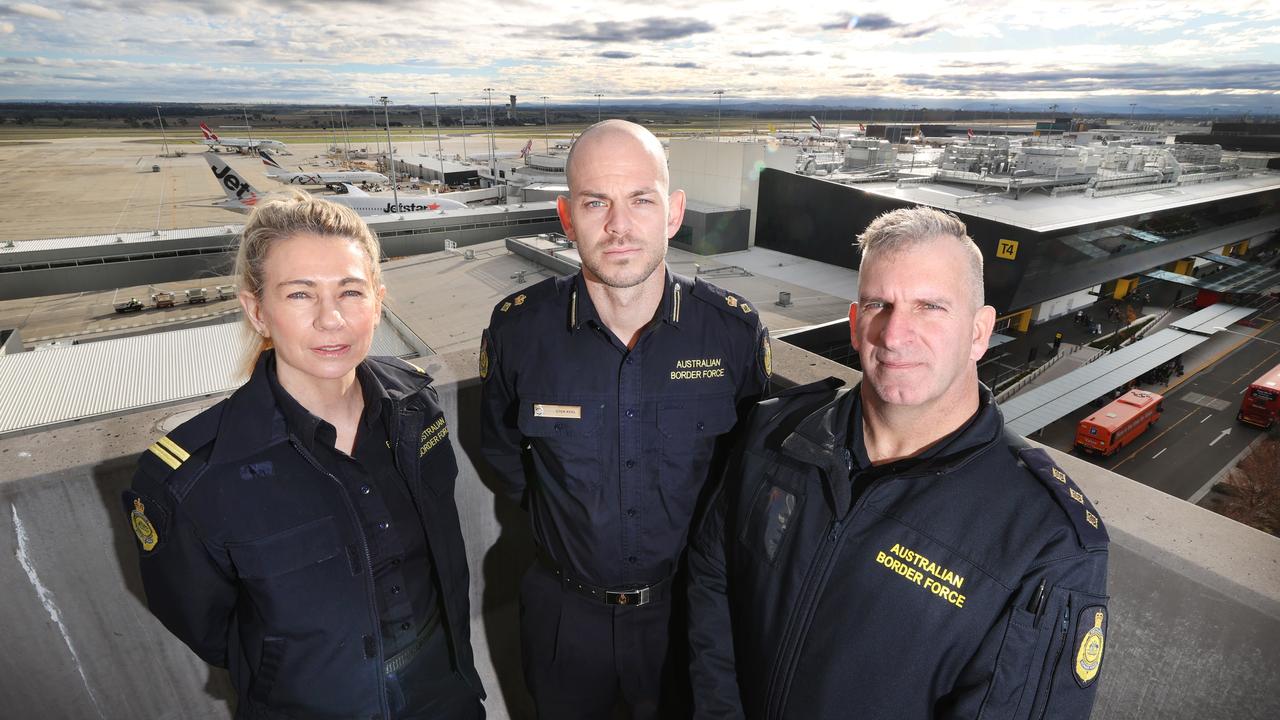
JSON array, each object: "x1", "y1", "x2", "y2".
[
  {"x1": 137, "y1": 403, "x2": 223, "y2": 501},
  {"x1": 1006, "y1": 432, "x2": 1109, "y2": 550},
  {"x1": 490, "y1": 276, "x2": 559, "y2": 323},
  {"x1": 372, "y1": 355, "x2": 431, "y2": 379},
  {"x1": 690, "y1": 276, "x2": 762, "y2": 327}
]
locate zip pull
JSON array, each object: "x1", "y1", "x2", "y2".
[
  {"x1": 828, "y1": 520, "x2": 842, "y2": 542},
  {"x1": 843, "y1": 447, "x2": 853, "y2": 471}
]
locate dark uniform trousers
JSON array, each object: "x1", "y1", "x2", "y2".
[
  {"x1": 385, "y1": 623, "x2": 484, "y2": 720},
  {"x1": 519, "y1": 564, "x2": 690, "y2": 720}
]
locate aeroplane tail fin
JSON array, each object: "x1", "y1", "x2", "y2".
[
  {"x1": 259, "y1": 149, "x2": 284, "y2": 171},
  {"x1": 520, "y1": 139, "x2": 533, "y2": 158},
  {"x1": 199, "y1": 122, "x2": 219, "y2": 141},
  {"x1": 204, "y1": 152, "x2": 262, "y2": 211},
  {"x1": 809, "y1": 116, "x2": 822, "y2": 132}
]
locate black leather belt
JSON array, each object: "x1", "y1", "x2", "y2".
[
  {"x1": 383, "y1": 608, "x2": 442, "y2": 676},
  {"x1": 536, "y1": 546, "x2": 672, "y2": 607}
]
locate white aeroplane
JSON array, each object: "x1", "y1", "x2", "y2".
[
  {"x1": 775, "y1": 116, "x2": 865, "y2": 142},
  {"x1": 199, "y1": 122, "x2": 288, "y2": 153},
  {"x1": 203, "y1": 153, "x2": 467, "y2": 216},
  {"x1": 468, "y1": 139, "x2": 534, "y2": 162},
  {"x1": 260, "y1": 150, "x2": 388, "y2": 187}
]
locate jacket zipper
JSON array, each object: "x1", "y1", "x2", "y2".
[
  {"x1": 291, "y1": 437, "x2": 390, "y2": 720},
  {"x1": 1033, "y1": 604, "x2": 1072, "y2": 720}
]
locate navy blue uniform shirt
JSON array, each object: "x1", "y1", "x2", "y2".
[
  {"x1": 267, "y1": 356, "x2": 439, "y2": 657},
  {"x1": 480, "y1": 269, "x2": 770, "y2": 588}
]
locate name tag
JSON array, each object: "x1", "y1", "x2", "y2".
[{"x1": 533, "y1": 403, "x2": 582, "y2": 419}]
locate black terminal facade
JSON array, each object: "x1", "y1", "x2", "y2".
[{"x1": 755, "y1": 168, "x2": 1280, "y2": 320}]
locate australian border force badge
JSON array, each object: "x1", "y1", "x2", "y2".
[
  {"x1": 1074, "y1": 606, "x2": 1107, "y2": 687},
  {"x1": 131, "y1": 497, "x2": 159, "y2": 552}
]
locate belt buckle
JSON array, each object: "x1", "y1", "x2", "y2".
[{"x1": 607, "y1": 586, "x2": 651, "y2": 606}]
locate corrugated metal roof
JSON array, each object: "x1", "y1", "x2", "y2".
[
  {"x1": 0, "y1": 320, "x2": 418, "y2": 437},
  {"x1": 0, "y1": 225, "x2": 239, "y2": 256},
  {"x1": 1001, "y1": 328, "x2": 1205, "y2": 437},
  {"x1": 1000, "y1": 304, "x2": 1256, "y2": 435}
]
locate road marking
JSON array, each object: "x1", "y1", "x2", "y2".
[
  {"x1": 1115, "y1": 407, "x2": 1200, "y2": 469},
  {"x1": 1200, "y1": 414, "x2": 1212, "y2": 423},
  {"x1": 1209, "y1": 428, "x2": 1232, "y2": 447},
  {"x1": 1232, "y1": 348, "x2": 1280, "y2": 385},
  {"x1": 1152, "y1": 448, "x2": 1167, "y2": 459}
]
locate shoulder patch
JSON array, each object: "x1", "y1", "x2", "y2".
[
  {"x1": 123, "y1": 490, "x2": 166, "y2": 553},
  {"x1": 1017, "y1": 447, "x2": 1109, "y2": 550},
  {"x1": 690, "y1": 277, "x2": 762, "y2": 327}
]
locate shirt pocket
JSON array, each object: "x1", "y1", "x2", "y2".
[
  {"x1": 655, "y1": 392, "x2": 737, "y2": 499},
  {"x1": 226, "y1": 516, "x2": 345, "y2": 627},
  {"x1": 517, "y1": 397, "x2": 606, "y2": 490}
]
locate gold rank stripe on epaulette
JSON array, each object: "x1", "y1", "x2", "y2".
[
  {"x1": 570, "y1": 289, "x2": 578, "y2": 327},
  {"x1": 405, "y1": 360, "x2": 427, "y2": 375},
  {"x1": 148, "y1": 436, "x2": 189, "y2": 470},
  {"x1": 672, "y1": 283, "x2": 681, "y2": 323}
]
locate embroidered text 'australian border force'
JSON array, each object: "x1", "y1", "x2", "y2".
[{"x1": 874, "y1": 542, "x2": 968, "y2": 609}]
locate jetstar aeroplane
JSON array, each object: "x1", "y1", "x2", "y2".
[
  {"x1": 199, "y1": 122, "x2": 288, "y2": 153},
  {"x1": 260, "y1": 149, "x2": 389, "y2": 188},
  {"x1": 204, "y1": 153, "x2": 467, "y2": 215}
]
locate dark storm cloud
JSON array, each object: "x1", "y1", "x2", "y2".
[
  {"x1": 599, "y1": 50, "x2": 638, "y2": 59},
  {"x1": 557, "y1": 17, "x2": 714, "y2": 43},
  {"x1": 898, "y1": 63, "x2": 1280, "y2": 93},
  {"x1": 819, "y1": 12, "x2": 937, "y2": 38},
  {"x1": 733, "y1": 49, "x2": 819, "y2": 58}
]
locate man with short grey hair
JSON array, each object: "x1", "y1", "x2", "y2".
[{"x1": 688, "y1": 206, "x2": 1110, "y2": 719}]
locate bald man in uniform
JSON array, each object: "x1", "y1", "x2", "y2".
[{"x1": 480, "y1": 120, "x2": 770, "y2": 718}]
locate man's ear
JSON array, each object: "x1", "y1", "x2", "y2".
[
  {"x1": 971, "y1": 305, "x2": 996, "y2": 361},
  {"x1": 848, "y1": 302, "x2": 859, "y2": 351},
  {"x1": 666, "y1": 189, "x2": 686, "y2": 239},
  {"x1": 557, "y1": 194, "x2": 576, "y2": 242}
]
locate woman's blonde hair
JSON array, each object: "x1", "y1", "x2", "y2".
[{"x1": 233, "y1": 191, "x2": 383, "y2": 375}]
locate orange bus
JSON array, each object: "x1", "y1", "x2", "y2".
[
  {"x1": 1237, "y1": 363, "x2": 1280, "y2": 429},
  {"x1": 1076, "y1": 389, "x2": 1164, "y2": 456}
]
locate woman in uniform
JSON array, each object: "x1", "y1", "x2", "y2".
[{"x1": 124, "y1": 194, "x2": 484, "y2": 719}]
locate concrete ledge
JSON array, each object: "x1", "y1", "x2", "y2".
[{"x1": 0, "y1": 343, "x2": 1277, "y2": 719}]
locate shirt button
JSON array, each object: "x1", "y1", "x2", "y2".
[
  {"x1": 625, "y1": 408, "x2": 636, "y2": 418},
  {"x1": 625, "y1": 459, "x2": 636, "y2": 469},
  {"x1": 401, "y1": 622, "x2": 411, "y2": 631},
  {"x1": 626, "y1": 357, "x2": 634, "y2": 364},
  {"x1": 696, "y1": 421, "x2": 705, "y2": 431},
  {"x1": 359, "y1": 485, "x2": 371, "y2": 495},
  {"x1": 627, "y1": 556, "x2": 638, "y2": 564},
  {"x1": 378, "y1": 521, "x2": 390, "y2": 531},
  {"x1": 627, "y1": 508, "x2": 637, "y2": 518},
  {"x1": 391, "y1": 558, "x2": 402, "y2": 567},
  {"x1": 391, "y1": 585, "x2": 401, "y2": 595}
]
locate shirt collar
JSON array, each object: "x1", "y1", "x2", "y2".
[
  {"x1": 568, "y1": 267, "x2": 681, "y2": 332},
  {"x1": 266, "y1": 353, "x2": 389, "y2": 454}
]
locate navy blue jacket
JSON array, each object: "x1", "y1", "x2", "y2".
[
  {"x1": 125, "y1": 352, "x2": 482, "y2": 719},
  {"x1": 688, "y1": 379, "x2": 1109, "y2": 720},
  {"x1": 480, "y1": 270, "x2": 769, "y2": 587}
]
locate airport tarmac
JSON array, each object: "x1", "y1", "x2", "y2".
[{"x1": 0, "y1": 133, "x2": 544, "y2": 243}]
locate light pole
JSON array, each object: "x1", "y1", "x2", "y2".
[
  {"x1": 713, "y1": 89, "x2": 724, "y2": 141},
  {"x1": 1129, "y1": 103, "x2": 1137, "y2": 124},
  {"x1": 369, "y1": 95, "x2": 380, "y2": 157},
  {"x1": 541, "y1": 95, "x2": 550, "y2": 152},
  {"x1": 377, "y1": 96, "x2": 399, "y2": 210},
  {"x1": 457, "y1": 100, "x2": 468, "y2": 161},
  {"x1": 483, "y1": 87, "x2": 496, "y2": 185},
  {"x1": 431, "y1": 91, "x2": 444, "y2": 183},
  {"x1": 1212, "y1": 327, "x2": 1280, "y2": 347},
  {"x1": 155, "y1": 105, "x2": 170, "y2": 156},
  {"x1": 594, "y1": 92, "x2": 603, "y2": 123}
]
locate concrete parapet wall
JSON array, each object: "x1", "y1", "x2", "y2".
[{"x1": 0, "y1": 344, "x2": 1277, "y2": 719}]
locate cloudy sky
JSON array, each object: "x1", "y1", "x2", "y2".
[{"x1": 1, "y1": 0, "x2": 1278, "y2": 111}]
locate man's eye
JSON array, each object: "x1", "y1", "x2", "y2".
[
  {"x1": 342, "y1": 289, "x2": 365, "y2": 298},
  {"x1": 585, "y1": 200, "x2": 606, "y2": 208}
]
